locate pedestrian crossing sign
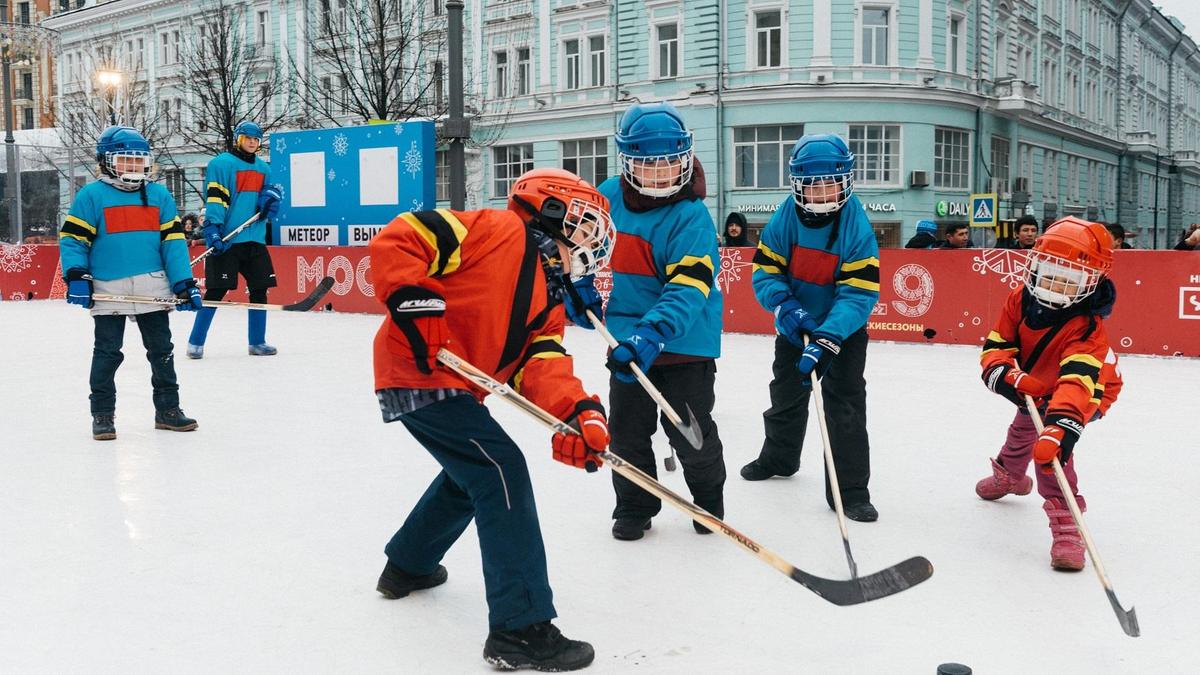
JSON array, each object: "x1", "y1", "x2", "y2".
[{"x1": 970, "y1": 193, "x2": 998, "y2": 228}]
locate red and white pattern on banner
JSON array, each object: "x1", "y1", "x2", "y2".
[{"x1": 2, "y1": 244, "x2": 1197, "y2": 357}]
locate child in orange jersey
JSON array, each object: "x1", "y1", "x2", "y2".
[{"x1": 975, "y1": 216, "x2": 1122, "y2": 571}]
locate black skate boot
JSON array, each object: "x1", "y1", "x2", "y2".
[
  {"x1": 376, "y1": 560, "x2": 448, "y2": 599},
  {"x1": 611, "y1": 517, "x2": 652, "y2": 541},
  {"x1": 92, "y1": 414, "x2": 116, "y2": 441},
  {"x1": 483, "y1": 621, "x2": 594, "y2": 672},
  {"x1": 740, "y1": 459, "x2": 786, "y2": 481},
  {"x1": 154, "y1": 407, "x2": 198, "y2": 432}
]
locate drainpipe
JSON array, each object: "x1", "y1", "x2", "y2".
[
  {"x1": 1114, "y1": 0, "x2": 1134, "y2": 238},
  {"x1": 1163, "y1": 34, "x2": 1185, "y2": 248},
  {"x1": 716, "y1": 0, "x2": 725, "y2": 229}
]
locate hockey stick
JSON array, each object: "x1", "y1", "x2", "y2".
[
  {"x1": 586, "y1": 309, "x2": 703, "y2": 462},
  {"x1": 807, "y1": 343, "x2": 859, "y2": 580},
  {"x1": 94, "y1": 276, "x2": 335, "y2": 313},
  {"x1": 190, "y1": 212, "x2": 261, "y2": 267},
  {"x1": 437, "y1": 347, "x2": 933, "y2": 606},
  {"x1": 1024, "y1": 395, "x2": 1140, "y2": 637}
]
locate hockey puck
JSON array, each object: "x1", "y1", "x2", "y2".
[{"x1": 936, "y1": 664, "x2": 971, "y2": 675}]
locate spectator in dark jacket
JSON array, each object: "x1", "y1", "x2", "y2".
[
  {"x1": 940, "y1": 223, "x2": 972, "y2": 248},
  {"x1": 1177, "y1": 223, "x2": 1200, "y2": 251},
  {"x1": 723, "y1": 212, "x2": 751, "y2": 246},
  {"x1": 1010, "y1": 215, "x2": 1039, "y2": 249},
  {"x1": 904, "y1": 219, "x2": 939, "y2": 249},
  {"x1": 181, "y1": 213, "x2": 202, "y2": 241},
  {"x1": 1106, "y1": 223, "x2": 1134, "y2": 249}
]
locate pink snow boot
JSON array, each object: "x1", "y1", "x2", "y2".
[
  {"x1": 975, "y1": 458, "x2": 1033, "y2": 500},
  {"x1": 1043, "y1": 497, "x2": 1086, "y2": 571}
]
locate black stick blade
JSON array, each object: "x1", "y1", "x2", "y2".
[
  {"x1": 1106, "y1": 590, "x2": 1140, "y2": 637},
  {"x1": 284, "y1": 277, "x2": 335, "y2": 311},
  {"x1": 791, "y1": 556, "x2": 934, "y2": 606}
]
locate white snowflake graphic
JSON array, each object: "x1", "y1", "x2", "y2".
[
  {"x1": 327, "y1": 169, "x2": 336, "y2": 182},
  {"x1": 717, "y1": 247, "x2": 754, "y2": 294},
  {"x1": 404, "y1": 141, "x2": 423, "y2": 178},
  {"x1": 971, "y1": 249, "x2": 1031, "y2": 289},
  {"x1": 392, "y1": 122, "x2": 404, "y2": 135},
  {"x1": 273, "y1": 137, "x2": 287, "y2": 153},
  {"x1": 332, "y1": 133, "x2": 349, "y2": 157},
  {"x1": 411, "y1": 198, "x2": 425, "y2": 211},
  {"x1": 0, "y1": 243, "x2": 35, "y2": 273}
]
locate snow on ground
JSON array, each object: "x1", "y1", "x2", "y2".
[{"x1": 1, "y1": 301, "x2": 1196, "y2": 674}]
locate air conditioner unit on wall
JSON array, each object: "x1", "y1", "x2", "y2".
[
  {"x1": 910, "y1": 170, "x2": 929, "y2": 188},
  {"x1": 1012, "y1": 176, "x2": 1030, "y2": 193}
]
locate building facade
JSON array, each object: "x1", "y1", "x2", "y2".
[{"x1": 462, "y1": 0, "x2": 1200, "y2": 249}]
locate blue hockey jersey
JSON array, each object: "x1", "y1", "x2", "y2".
[
  {"x1": 751, "y1": 195, "x2": 880, "y2": 341},
  {"x1": 598, "y1": 177, "x2": 723, "y2": 359},
  {"x1": 205, "y1": 151, "x2": 271, "y2": 244},
  {"x1": 58, "y1": 180, "x2": 190, "y2": 284}
]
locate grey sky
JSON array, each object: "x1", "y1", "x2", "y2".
[{"x1": 1155, "y1": 0, "x2": 1200, "y2": 44}]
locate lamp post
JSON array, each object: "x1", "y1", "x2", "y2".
[
  {"x1": 445, "y1": 1, "x2": 468, "y2": 211},
  {"x1": 95, "y1": 69, "x2": 124, "y2": 125}
]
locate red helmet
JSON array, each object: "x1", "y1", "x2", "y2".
[
  {"x1": 1024, "y1": 216, "x2": 1114, "y2": 308},
  {"x1": 508, "y1": 168, "x2": 615, "y2": 278}
]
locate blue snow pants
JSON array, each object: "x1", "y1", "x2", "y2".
[{"x1": 384, "y1": 393, "x2": 557, "y2": 631}]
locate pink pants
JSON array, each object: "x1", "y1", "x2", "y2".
[{"x1": 997, "y1": 409, "x2": 1083, "y2": 505}]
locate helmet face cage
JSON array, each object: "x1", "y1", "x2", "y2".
[
  {"x1": 560, "y1": 197, "x2": 616, "y2": 279},
  {"x1": 619, "y1": 146, "x2": 694, "y2": 198},
  {"x1": 790, "y1": 172, "x2": 853, "y2": 214},
  {"x1": 1023, "y1": 251, "x2": 1103, "y2": 309},
  {"x1": 104, "y1": 150, "x2": 152, "y2": 187}
]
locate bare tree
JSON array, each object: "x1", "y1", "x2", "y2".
[
  {"x1": 299, "y1": 0, "x2": 446, "y2": 126},
  {"x1": 176, "y1": 0, "x2": 292, "y2": 155}
]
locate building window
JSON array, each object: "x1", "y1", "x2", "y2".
[
  {"x1": 588, "y1": 36, "x2": 606, "y2": 87},
  {"x1": 435, "y1": 150, "x2": 449, "y2": 201},
  {"x1": 861, "y1": 7, "x2": 890, "y2": 66},
  {"x1": 1043, "y1": 150, "x2": 1059, "y2": 200},
  {"x1": 517, "y1": 47, "x2": 531, "y2": 95},
  {"x1": 948, "y1": 15, "x2": 964, "y2": 74},
  {"x1": 848, "y1": 124, "x2": 901, "y2": 185},
  {"x1": 562, "y1": 138, "x2": 608, "y2": 187},
  {"x1": 493, "y1": 50, "x2": 508, "y2": 98},
  {"x1": 493, "y1": 144, "x2": 534, "y2": 198},
  {"x1": 22, "y1": 107, "x2": 34, "y2": 129},
  {"x1": 256, "y1": 10, "x2": 269, "y2": 45},
  {"x1": 755, "y1": 10, "x2": 782, "y2": 68},
  {"x1": 733, "y1": 125, "x2": 804, "y2": 188},
  {"x1": 871, "y1": 221, "x2": 901, "y2": 249},
  {"x1": 990, "y1": 136, "x2": 1010, "y2": 194},
  {"x1": 563, "y1": 39, "x2": 581, "y2": 90},
  {"x1": 933, "y1": 127, "x2": 970, "y2": 190},
  {"x1": 655, "y1": 23, "x2": 679, "y2": 78},
  {"x1": 165, "y1": 169, "x2": 186, "y2": 206}
]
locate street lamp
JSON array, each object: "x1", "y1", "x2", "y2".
[{"x1": 95, "y1": 69, "x2": 124, "y2": 124}]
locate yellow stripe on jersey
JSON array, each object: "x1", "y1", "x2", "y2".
[
  {"x1": 981, "y1": 330, "x2": 1020, "y2": 356},
  {"x1": 665, "y1": 254, "x2": 715, "y2": 297},
  {"x1": 836, "y1": 256, "x2": 881, "y2": 292},
  {"x1": 401, "y1": 209, "x2": 469, "y2": 277},
  {"x1": 752, "y1": 242, "x2": 787, "y2": 275}
]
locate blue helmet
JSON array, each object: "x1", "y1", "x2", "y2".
[
  {"x1": 234, "y1": 120, "x2": 263, "y2": 148},
  {"x1": 916, "y1": 219, "x2": 938, "y2": 235},
  {"x1": 788, "y1": 133, "x2": 855, "y2": 215},
  {"x1": 95, "y1": 125, "x2": 152, "y2": 188},
  {"x1": 615, "y1": 101, "x2": 694, "y2": 198}
]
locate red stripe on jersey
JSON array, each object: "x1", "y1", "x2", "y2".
[
  {"x1": 103, "y1": 205, "x2": 161, "y2": 233},
  {"x1": 236, "y1": 170, "x2": 265, "y2": 194},
  {"x1": 610, "y1": 233, "x2": 657, "y2": 277},
  {"x1": 788, "y1": 245, "x2": 839, "y2": 286}
]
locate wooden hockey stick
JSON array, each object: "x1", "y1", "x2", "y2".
[
  {"x1": 586, "y1": 309, "x2": 704, "y2": 466},
  {"x1": 1025, "y1": 395, "x2": 1140, "y2": 637},
  {"x1": 189, "y1": 212, "x2": 261, "y2": 266},
  {"x1": 437, "y1": 347, "x2": 933, "y2": 606},
  {"x1": 807, "y1": 346, "x2": 860, "y2": 580},
  {"x1": 94, "y1": 276, "x2": 335, "y2": 313}
]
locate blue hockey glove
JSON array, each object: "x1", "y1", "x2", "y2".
[
  {"x1": 773, "y1": 296, "x2": 818, "y2": 347},
  {"x1": 797, "y1": 333, "x2": 841, "y2": 389},
  {"x1": 172, "y1": 279, "x2": 203, "y2": 312},
  {"x1": 257, "y1": 183, "x2": 283, "y2": 221},
  {"x1": 607, "y1": 323, "x2": 667, "y2": 383},
  {"x1": 563, "y1": 274, "x2": 604, "y2": 329},
  {"x1": 202, "y1": 223, "x2": 229, "y2": 255},
  {"x1": 65, "y1": 268, "x2": 93, "y2": 309}
]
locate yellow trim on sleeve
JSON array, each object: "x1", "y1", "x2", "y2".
[
  {"x1": 65, "y1": 214, "x2": 96, "y2": 234},
  {"x1": 840, "y1": 256, "x2": 880, "y2": 272}
]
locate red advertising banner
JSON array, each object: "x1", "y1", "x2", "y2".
[{"x1": 3, "y1": 243, "x2": 1197, "y2": 357}]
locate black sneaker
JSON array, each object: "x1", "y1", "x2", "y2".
[
  {"x1": 740, "y1": 460, "x2": 783, "y2": 481},
  {"x1": 843, "y1": 502, "x2": 879, "y2": 522},
  {"x1": 611, "y1": 517, "x2": 652, "y2": 541},
  {"x1": 376, "y1": 561, "x2": 448, "y2": 599},
  {"x1": 483, "y1": 621, "x2": 594, "y2": 672},
  {"x1": 154, "y1": 408, "x2": 198, "y2": 432},
  {"x1": 92, "y1": 414, "x2": 116, "y2": 441}
]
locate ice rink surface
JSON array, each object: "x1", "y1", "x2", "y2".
[{"x1": 2, "y1": 301, "x2": 1196, "y2": 674}]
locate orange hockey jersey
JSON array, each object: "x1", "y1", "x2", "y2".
[
  {"x1": 981, "y1": 287, "x2": 1122, "y2": 424},
  {"x1": 370, "y1": 208, "x2": 592, "y2": 422}
]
